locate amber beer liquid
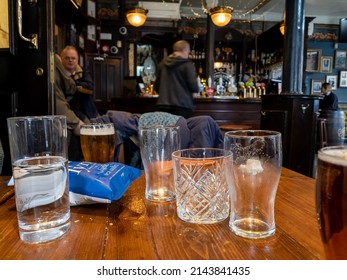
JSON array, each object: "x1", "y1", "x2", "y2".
[
  {"x1": 80, "y1": 123, "x2": 116, "y2": 163},
  {"x1": 316, "y1": 146, "x2": 347, "y2": 259}
]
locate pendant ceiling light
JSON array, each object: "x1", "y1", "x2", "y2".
[
  {"x1": 279, "y1": 22, "x2": 285, "y2": 35},
  {"x1": 126, "y1": 7, "x2": 148, "y2": 27},
  {"x1": 279, "y1": 8, "x2": 286, "y2": 35},
  {"x1": 210, "y1": 6, "x2": 233, "y2": 27}
]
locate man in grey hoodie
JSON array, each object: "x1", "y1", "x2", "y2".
[{"x1": 154, "y1": 40, "x2": 199, "y2": 118}]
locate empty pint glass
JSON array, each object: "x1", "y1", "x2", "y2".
[
  {"x1": 80, "y1": 123, "x2": 116, "y2": 163},
  {"x1": 316, "y1": 146, "x2": 347, "y2": 259},
  {"x1": 7, "y1": 115, "x2": 70, "y2": 243},
  {"x1": 140, "y1": 125, "x2": 180, "y2": 202},
  {"x1": 224, "y1": 130, "x2": 282, "y2": 239}
]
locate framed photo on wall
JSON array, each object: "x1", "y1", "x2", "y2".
[
  {"x1": 1, "y1": 0, "x2": 16, "y2": 54},
  {"x1": 326, "y1": 75, "x2": 338, "y2": 90},
  {"x1": 306, "y1": 49, "x2": 321, "y2": 72},
  {"x1": 87, "y1": 25, "x2": 96, "y2": 41},
  {"x1": 334, "y1": 50, "x2": 347, "y2": 69},
  {"x1": 339, "y1": 71, "x2": 347, "y2": 87},
  {"x1": 79, "y1": 55, "x2": 84, "y2": 67},
  {"x1": 321, "y1": 56, "x2": 332, "y2": 73},
  {"x1": 78, "y1": 34, "x2": 84, "y2": 49},
  {"x1": 87, "y1": 0, "x2": 96, "y2": 18},
  {"x1": 311, "y1": 79, "x2": 325, "y2": 94}
]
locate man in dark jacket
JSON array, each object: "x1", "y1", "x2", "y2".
[
  {"x1": 56, "y1": 45, "x2": 99, "y2": 161},
  {"x1": 154, "y1": 40, "x2": 199, "y2": 118},
  {"x1": 61, "y1": 45, "x2": 99, "y2": 120},
  {"x1": 55, "y1": 54, "x2": 82, "y2": 135},
  {"x1": 55, "y1": 54, "x2": 85, "y2": 161},
  {"x1": 319, "y1": 82, "x2": 339, "y2": 110}
]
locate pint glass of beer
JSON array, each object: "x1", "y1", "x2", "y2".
[
  {"x1": 316, "y1": 146, "x2": 347, "y2": 259},
  {"x1": 80, "y1": 123, "x2": 116, "y2": 163}
]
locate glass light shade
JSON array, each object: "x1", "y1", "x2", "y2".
[
  {"x1": 214, "y1": 62, "x2": 223, "y2": 68},
  {"x1": 126, "y1": 7, "x2": 148, "y2": 27},
  {"x1": 279, "y1": 22, "x2": 285, "y2": 35},
  {"x1": 210, "y1": 6, "x2": 233, "y2": 27}
]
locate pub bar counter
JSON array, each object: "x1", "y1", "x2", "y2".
[
  {"x1": 109, "y1": 97, "x2": 261, "y2": 128},
  {"x1": 0, "y1": 168, "x2": 325, "y2": 260}
]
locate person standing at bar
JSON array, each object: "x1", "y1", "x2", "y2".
[
  {"x1": 154, "y1": 40, "x2": 199, "y2": 118},
  {"x1": 319, "y1": 82, "x2": 338, "y2": 111}
]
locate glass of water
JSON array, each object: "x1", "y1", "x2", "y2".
[{"x1": 7, "y1": 115, "x2": 70, "y2": 243}]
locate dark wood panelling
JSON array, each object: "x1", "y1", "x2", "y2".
[
  {"x1": 261, "y1": 95, "x2": 321, "y2": 177},
  {"x1": 86, "y1": 54, "x2": 123, "y2": 102}
]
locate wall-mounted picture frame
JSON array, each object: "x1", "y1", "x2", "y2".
[
  {"x1": 306, "y1": 49, "x2": 321, "y2": 72},
  {"x1": 87, "y1": 25, "x2": 96, "y2": 41},
  {"x1": 313, "y1": 24, "x2": 339, "y2": 40},
  {"x1": 87, "y1": 0, "x2": 96, "y2": 18},
  {"x1": 334, "y1": 50, "x2": 347, "y2": 69},
  {"x1": 311, "y1": 79, "x2": 325, "y2": 94},
  {"x1": 0, "y1": 0, "x2": 16, "y2": 54},
  {"x1": 78, "y1": 34, "x2": 84, "y2": 49},
  {"x1": 321, "y1": 56, "x2": 333, "y2": 73},
  {"x1": 326, "y1": 74, "x2": 338, "y2": 90},
  {"x1": 339, "y1": 70, "x2": 347, "y2": 87},
  {"x1": 79, "y1": 55, "x2": 84, "y2": 68},
  {"x1": 0, "y1": 1, "x2": 10, "y2": 49},
  {"x1": 70, "y1": 23, "x2": 77, "y2": 46}
]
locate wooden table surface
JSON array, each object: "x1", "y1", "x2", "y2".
[{"x1": 0, "y1": 168, "x2": 325, "y2": 260}]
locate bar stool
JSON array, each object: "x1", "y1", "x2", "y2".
[{"x1": 317, "y1": 118, "x2": 328, "y2": 149}]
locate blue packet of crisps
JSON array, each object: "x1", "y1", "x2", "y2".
[{"x1": 68, "y1": 161, "x2": 142, "y2": 206}]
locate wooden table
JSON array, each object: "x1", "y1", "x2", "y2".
[{"x1": 0, "y1": 168, "x2": 325, "y2": 260}]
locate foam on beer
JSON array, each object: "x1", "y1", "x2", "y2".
[
  {"x1": 319, "y1": 148, "x2": 347, "y2": 166},
  {"x1": 80, "y1": 126, "x2": 115, "y2": 135}
]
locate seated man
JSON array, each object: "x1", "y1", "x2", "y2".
[
  {"x1": 60, "y1": 45, "x2": 99, "y2": 120},
  {"x1": 319, "y1": 82, "x2": 338, "y2": 111},
  {"x1": 55, "y1": 46, "x2": 99, "y2": 161},
  {"x1": 55, "y1": 55, "x2": 84, "y2": 161}
]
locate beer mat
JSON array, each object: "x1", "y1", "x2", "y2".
[{"x1": 0, "y1": 184, "x2": 14, "y2": 205}]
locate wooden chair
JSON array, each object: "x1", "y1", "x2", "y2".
[{"x1": 317, "y1": 118, "x2": 328, "y2": 149}]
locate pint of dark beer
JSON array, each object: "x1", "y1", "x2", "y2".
[
  {"x1": 316, "y1": 146, "x2": 347, "y2": 259},
  {"x1": 80, "y1": 123, "x2": 116, "y2": 163}
]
